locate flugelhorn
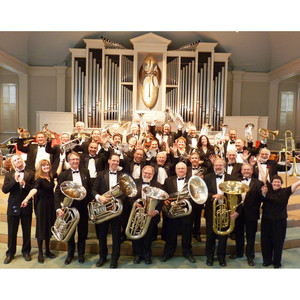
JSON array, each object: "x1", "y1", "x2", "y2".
[
  {"x1": 125, "y1": 186, "x2": 169, "y2": 240},
  {"x1": 51, "y1": 181, "x2": 87, "y2": 242},
  {"x1": 258, "y1": 128, "x2": 279, "y2": 140},
  {"x1": 162, "y1": 175, "x2": 208, "y2": 218},
  {"x1": 213, "y1": 181, "x2": 249, "y2": 236},
  {"x1": 88, "y1": 173, "x2": 137, "y2": 224}
]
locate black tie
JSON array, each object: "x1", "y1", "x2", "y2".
[
  {"x1": 164, "y1": 133, "x2": 169, "y2": 136},
  {"x1": 230, "y1": 141, "x2": 235, "y2": 144},
  {"x1": 18, "y1": 170, "x2": 25, "y2": 173},
  {"x1": 89, "y1": 156, "x2": 96, "y2": 159},
  {"x1": 192, "y1": 168, "x2": 199, "y2": 170},
  {"x1": 228, "y1": 163, "x2": 234, "y2": 167},
  {"x1": 39, "y1": 145, "x2": 45, "y2": 148},
  {"x1": 134, "y1": 162, "x2": 141, "y2": 166},
  {"x1": 142, "y1": 182, "x2": 150, "y2": 185},
  {"x1": 260, "y1": 162, "x2": 267, "y2": 165},
  {"x1": 242, "y1": 177, "x2": 249, "y2": 181},
  {"x1": 237, "y1": 151, "x2": 243, "y2": 154},
  {"x1": 216, "y1": 175, "x2": 223, "y2": 179},
  {"x1": 110, "y1": 172, "x2": 117, "y2": 175},
  {"x1": 72, "y1": 170, "x2": 79, "y2": 174},
  {"x1": 177, "y1": 177, "x2": 185, "y2": 181}
]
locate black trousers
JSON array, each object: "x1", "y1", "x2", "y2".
[
  {"x1": 6, "y1": 214, "x2": 32, "y2": 257},
  {"x1": 234, "y1": 212, "x2": 258, "y2": 259},
  {"x1": 163, "y1": 215, "x2": 193, "y2": 257},
  {"x1": 261, "y1": 217, "x2": 287, "y2": 267},
  {"x1": 192, "y1": 203, "x2": 203, "y2": 235},
  {"x1": 95, "y1": 216, "x2": 121, "y2": 262},
  {"x1": 205, "y1": 217, "x2": 228, "y2": 261}
]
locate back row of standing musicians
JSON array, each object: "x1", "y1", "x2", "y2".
[{"x1": 3, "y1": 120, "x2": 300, "y2": 268}]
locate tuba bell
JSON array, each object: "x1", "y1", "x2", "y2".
[
  {"x1": 213, "y1": 181, "x2": 250, "y2": 236},
  {"x1": 125, "y1": 186, "x2": 169, "y2": 240},
  {"x1": 51, "y1": 181, "x2": 87, "y2": 242},
  {"x1": 162, "y1": 175, "x2": 208, "y2": 218},
  {"x1": 87, "y1": 173, "x2": 137, "y2": 224}
]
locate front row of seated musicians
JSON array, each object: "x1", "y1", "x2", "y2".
[{"x1": 2, "y1": 121, "x2": 300, "y2": 268}]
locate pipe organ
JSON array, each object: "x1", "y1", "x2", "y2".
[{"x1": 70, "y1": 33, "x2": 231, "y2": 130}]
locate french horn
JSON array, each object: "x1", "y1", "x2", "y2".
[
  {"x1": 125, "y1": 186, "x2": 169, "y2": 240},
  {"x1": 88, "y1": 173, "x2": 137, "y2": 224},
  {"x1": 51, "y1": 181, "x2": 87, "y2": 242},
  {"x1": 213, "y1": 181, "x2": 249, "y2": 236},
  {"x1": 162, "y1": 175, "x2": 208, "y2": 219}
]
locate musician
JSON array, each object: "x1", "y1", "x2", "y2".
[
  {"x1": 92, "y1": 153, "x2": 125, "y2": 268},
  {"x1": 17, "y1": 131, "x2": 51, "y2": 172},
  {"x1": 197, "y1": 135, "x2": 215, "y2": 171},
  {"x1": 261, "y1": 176, "x2": 300, "y2": 268},
  {"x1": 225, "y1": 149, "x2": 242, "y2": 179},
  {"x1": 126, "y1": 123, "x2": 140, "y2": 143},
  {"x1": 55, "y1": 151, "x2": 91, "y2": 265},
  {"x1": 128, "y1": 165, "x2": 163, "y2": 264},
  {"x1": 122, "y1": 148, "x2": 146, "y2": 180},
  {"x1": 150, "y1": 121, "x2": 182, "y2": 150},
  {"x1": 151, "y1": 151, "x2": 174, "y2": 185},
  {"x1": 123, "y1": 136, "x2": 138, "y2": 159},
  {"x1": 183, "y1": 124, "x2": 199, "y2": 152},
  {"x1": 2, "y1": 155, "x2": 35, "y2": 264},
  {"x1": 170, "y1": 137, "x2": 189, "y2": 165},
  {"x1": 230, "y1": 163, "x2": 264, "y2": 266},
  {"x1": 109, "y1": 133, "x2": 124, "y2": 159},
  {"x1": 71, "y1": 121, "x2": 90, "y2": 144},
  {"x1": 251, "y1": 148, "x2": 291, "y2": 183},
  {"x1": 81, "y1": 129, "x2": 102, "y2": 154},
  {"x1": 161, "y1": 162, "x2": 196, "y2": 263},
  {"x1": 204, "y1": 158, "x2": 235, "y2": 267},
  {"x1": 145, "y1": 139, "x2": 160, "y2": 163},
  {"x1": 223, "y1": 128, "x2": 237, "y2": 158},
  {"x1": 235, "y1": 138, "x2": 251, "y2": 164}
]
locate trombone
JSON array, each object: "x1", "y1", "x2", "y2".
[{"x1": 285, "y1": 130, "x2": 300, "y2": 183}]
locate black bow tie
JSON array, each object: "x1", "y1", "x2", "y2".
[
  {"x1": 110, "y1": 171, "x2": 117, "y2": 175},
  {"x1": 216, "y1": 174, "x2": 223, "y2": 179},
  {"x1": 134, "y1": 162, "x2": 141, "y2": 166},
  {"x1": 260, "y1": 162, "x2": 267, "y2": 165},
  {"x1": 242, "y1": 177, "x2": 250, "y2": 181},
  {"x1": 237, "y1": 151, "x2": 243, "y2": 154},
  {"x1": 177, "y1": 177, "x2": 185, "y2": 181},
  {"x1": 18, "y1": 169, "x2": 25, "y2": 173},
  {"x1": 39, "y1": 145, "x2": 45, "y2": 148},
  {"x1": 228, "y1": 163, "x2": 234, "y2": 167},
  {"x1": 192, "y1": 167, "x2": 199, "y2": 170},
  {"x1": 89, "y1": 156, "x2": 96, "y2": 159},
  {"x1": 230, "y1": 141, "x2": 235, "y2": 144},
  {"x1": 142, "y1": 182, "x2": 150, "y2": 185},
  {"x1": 72, "y1": 170, "x2": 79, "y2": 174},
  {"x1": 163, "y1": 133, "x2": 169, "y2": 136}
]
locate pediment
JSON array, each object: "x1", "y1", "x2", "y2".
[{"x1": 130, "y1": 32, "x2": 171, "y2": 51}]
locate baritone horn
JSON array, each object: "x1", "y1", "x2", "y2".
[
  {"x1": 87, "y1": 174, "x2": 137, "y2": 224},
  {"x1": 51, "y1": 181, "x2": 87, "y2": 242},
  {"x1": 162, "y1": 175, "x2": 208, "y2": 218},
  {"x1": 258, "y1": 128, "x2": 279, "y2": 140},
  {"x1": 125, "y1": 186, "x2": 169, "y2": 240},
  {"x1": 213, "y1": 181, "x2": 250, "y2": 236}
]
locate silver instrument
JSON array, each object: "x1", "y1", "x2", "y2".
[
  {"x1": 125, "y1": 186, "x2": 169, "y2": 240},
  {"x1": 51, "y1": 181, "x2": 87, "y2": 242},
  {"x1": 165, "y1": 107, "x2": 184, "y2": 129},
  {"x1": 245, "y1": 123, "x2": 255, "y2": 142},
  {"x1": 59, "y1": 138, "x2": 80, "y2": 154},
  {"x1": 88, "y1": 173, "x2": 137, "y2": 224}
]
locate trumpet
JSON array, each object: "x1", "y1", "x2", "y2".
[
  {"x1": 162, "y1": 175, "x2": 208, "y2": 219},
  {"x1": 213, "y1": 181, "x2": 250, "y2": 236},
  {"x1": 51, "y1": 181, "x2": 87, "y2": 242},
  {"x1": 258, "y1": 128, "x2": 279, "y2": 140},
  {"x1": 125, "y1": 186, "x2": 169, "y2": 240},
  {"x1": 88, "y1": 174, "x2": 137, "y2": 224}
]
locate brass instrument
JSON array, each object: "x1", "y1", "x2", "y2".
[
  {"x1": 59, "y1": 138, "x2": 80, "y2": 154},
  {"x1": 258, "y1": 128, "x2": 279, "y2": 140},
  {"x1": 51, "y1": 181, "x2": 87, "y2": 242},
  {"x1": 162, "y1": 175, "x2": 208, "y2": 218},
  {"x1": 214, "y1": 124, "x2": 228, "y2": 158},
  {"x1": 165, "y1": 107, "x2": 184, "y2": 129},
  {"x1": 285, "y1": 130, "x2": 300, "y2": 179},
  {"x1": 213, "y1": 181, "x2": 250, "y2": 236},
  {"x1": 125, "y1": 186, "x2": 169, "y2": 240},
  {"x1": 88, "y1": 174, "x2": 137, "y2": 224},
  {"x1": 245, "y1": 123, "x2": 255, "y2": 142},
  {"x1": 200, "y1": 123, "x2": 212, "y2": 136}
]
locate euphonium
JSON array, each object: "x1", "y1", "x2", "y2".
[
  {"x1": 213, "y1": 181, "x2": 249, "y2": 236},
  {"x1": 51, "y1": 181, "x2": 87, "y2": 242},
  {"x1": 88, "y1": 174, "x2": 137, "y2": 224},
  {"x1": 162, "y1": 175, "x2": 208, "y2": 218},
  {"x1": 125, "y1": 186, "x2": 169, "y2": 240}
]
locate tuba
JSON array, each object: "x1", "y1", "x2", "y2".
[
  {"x1": 213, "y1": 181, "x2": 249, "y2": 236},
  {"x1": 51, "y1": 181, "x2": 87, "y2": 242},
  {"x1": 162, "y1": 175, "x2": 208, "y2": 218},
  {"x1": 125, "y1": 186, "x2": 169, "y2": 240},
  {"x1": 88, "y1": 173, "x2": 137, "y2": 224}
]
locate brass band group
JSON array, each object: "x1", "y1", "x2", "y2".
[{"x1": 2, "y1": 119, "x2": 300, "y2": 269}]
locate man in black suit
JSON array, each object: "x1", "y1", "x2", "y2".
[
  {"x1": 160, "y1": 162, "x2": 196, "y2": 264},
  {"x1": 92, "y1": 153, "x2": 126, "y2": 268},
  {"x1": 55, "y1": 151, "x2": 91, "y2": 265},
  {"x1": 229, "y1": 163, "x2": 264, "y2": 266},
  {"x1": 127, "y1": 165, "x2": 163, "y2": 264},
  {"x1": 126, "y1": 123, "x2": 140, "y2": 143},
  {"x1": 122, "y1": 148, "x2": 146, "y2": 180},
  {"x1": 81, "y1": 128, "x2": 102, "y2": 154},
  {"x1": 17, "y1": 131, "x2": 51, "y2": 172},
  {"x1": 204, "y1": 158, "x2": 235, "y2": 267},
  {"x1": 225, "y1": 149, "x2": 242, "y2": 179},
  {"x1": 2, "y1": 155, "x2": 35, "y2": 264},
  {"x1": 223, "y1": 128, "x2": 237, "y2": 158},
  {"x1": 150, "y1": 151, "x2": 174, "y2": 185},
  {"x1": 183, "y1": 124, "x2": 199, "y2": 153},
  {"x1": 70, "y1": 121, "x2": 90, "y2": 144}
]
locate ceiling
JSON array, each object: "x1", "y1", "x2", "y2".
[{"x1": 1, "y1": 31, "x2": 300, "y2": 72}]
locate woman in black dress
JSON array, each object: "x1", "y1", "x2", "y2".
[
  {"x1": 21, "y1": 159, "x2": 62, "y2": 263},
  {"x1": 261, "y1": 175, "x2": 300, "y2": 268},
  {"x1": 197, "y1": 135, "x2": 215, "y2": 171}
]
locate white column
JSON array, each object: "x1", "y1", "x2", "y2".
[
  {"x1": 231, "y1": 71, "x2": 245, "y2": 115},
  {"x1": 55, "y1": 66, "x2": 67, "y2": 112},
  {"x1": 18, "y1": 74, "x2": 28, "y2": 128},
  {"x1": 268, "y1": 80, "x2": 279, "y2": 129}
]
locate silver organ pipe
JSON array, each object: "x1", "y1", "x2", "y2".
[{"x1": 74, "y1": 60, "x2": 78, "y2": 124}]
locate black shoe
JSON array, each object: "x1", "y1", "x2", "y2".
[
  {"x1": 23, "y1": 253, "x2": 32, "y2": 261},
  {"x1": 96, "y1": 258, "x2": 107, "y2": 267},
  {"x1": 193, "y1": 234, "x2": 202, "y2": 242},
  {"x1": 134, "y1": 256, "x2": 141, "y2": 264},
  {"x1": 44, "y1": 251, "x2": 56, "y2": 259},
  {"x1": 38, "y1": 254, "x2": 44, "y2": 264},
  {"x1": 78, "y1": 255, "x2": 85, "y2": 264},
  {"x1": 230, "y1": 253, "x2": 243, "y2": 259},
  {"x1": 4, "y1": 255, "x2": 13, "y2": 264},
  {"x1": 64, "y1": 256, "x2": 73, "y2": 265},
  {"x1": 160, "y1": 256, "x2": 170, "y2": 262},
  {"x1": 206, "y1": 258, "x2": 213, "y2": 266},
  {"x1": 262, "y1": 262, "x2": 272, "y2": 267},
  {"x1": 145, "y1": 258, "x2": 152, "y2": 265},
  {"x1": 110, "y1": 260, "x2": 118, "y2": 268},
  {"x1": 184, "y1": 254, "x2": 196, "y2": 263},
  {"x1": 219, "y1": 259, "x2": 226, "y2": 267},
  {"x1": 274, "y1": 265, "x2": 281, "y2": 269},
  {"x1": 247, "y1": 258, "x2": 255, "y2": 266}
]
